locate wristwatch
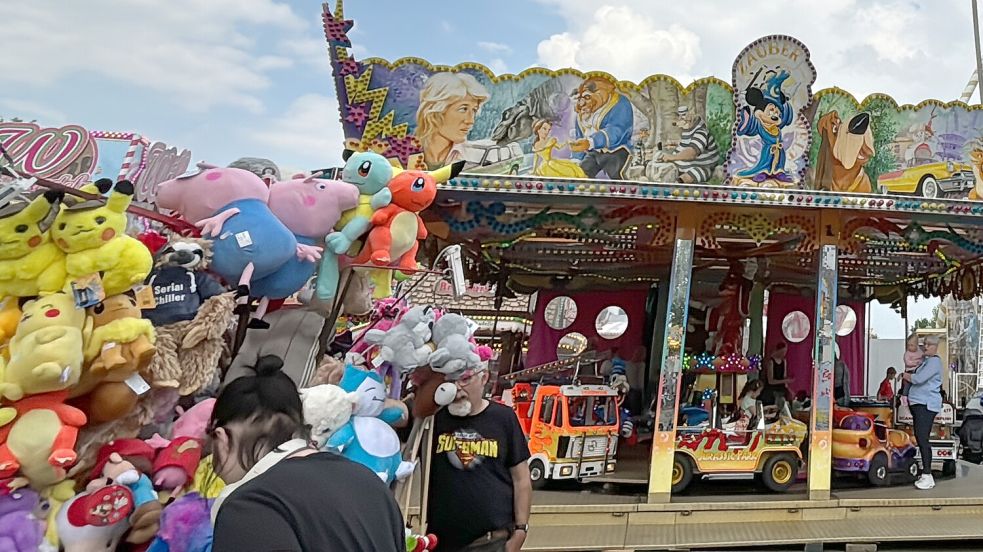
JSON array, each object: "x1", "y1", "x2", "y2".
[{"x1": 514, "y1": 523, "x2": 529, "y2": 533}]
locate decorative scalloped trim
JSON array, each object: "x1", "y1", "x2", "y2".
[{"x1": 359, "y1": 56, "x2": 732, "y2": 95}]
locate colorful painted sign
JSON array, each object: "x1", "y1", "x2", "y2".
[
  {"x1": 0, "y1": 122, "x2": 189, "y2": 211},
  {"x1": 326, "y1": 3, "x2": 983, "y2": 199},
  {"x1": 324, "y1": 6, "x2": 731, "y2": 185},
  {"x1": 725, "y1": 36, "x2": 816, "y2": 188}
]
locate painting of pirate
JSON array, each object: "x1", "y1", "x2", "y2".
[
  {"x1": 735, "y1": 70, "x2": 795, "y2": 183},
  {"x1": 569, "y1": 77, "x2": 634, "y2": 179}
]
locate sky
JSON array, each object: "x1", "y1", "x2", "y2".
[{"x1": 5, "y1": 0, "x2": 965, "y2": 335}]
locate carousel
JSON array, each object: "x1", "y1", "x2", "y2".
[{"x1": 321, "y1": 2, "x2": 983, "y2": 549}]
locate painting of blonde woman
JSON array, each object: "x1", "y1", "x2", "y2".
[
  {"x1": 531, "y1": 119, "x2": 586, "y2": 178},
  {"x1": 416, "y1": 72, "x2": 490, "y2": 170}
]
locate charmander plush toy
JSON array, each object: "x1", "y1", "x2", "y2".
[
  {"x1": 52, "y1": 179, "x2": 153, "y2": 297},
  {"x1": 352, "y1": 163, "x2": 463, "y2": 270},
  {"x1": 0, "y1": 190, "x2": 67, "y2": 298},
  {"x1": 0, "y1": 392, "x2": 87, "y2": 490},
  {"x1": 1, "y1": 292, "x2": 91, "y2": 402}
]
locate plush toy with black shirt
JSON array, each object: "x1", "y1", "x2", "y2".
[{"x1": 143, "y1": 236, "x2": 235, "y2": 395}]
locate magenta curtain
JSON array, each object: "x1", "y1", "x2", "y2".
[
  {"x1": 527, "y1": 289, "x2": 648, "y2": 367},
  {"x1": 764, "y1": 292, "x2": 866, "y2": 395}
]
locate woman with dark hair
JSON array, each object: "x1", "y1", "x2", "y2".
[
  {"x1": 210, "y1": 356, "x2": 405, "y2": 551},
  {"x1": 762, "y1": 341, "x2": 792, "y2": 406}
]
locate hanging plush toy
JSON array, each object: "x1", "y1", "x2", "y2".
[
  {"x1": 1, "y1": 292, "x2": 91, "y2": 402},
  {"x1": 362, "y1": 305, "x2": 436, "y2": 374},
  {"x1": 428, "y1": 313, "x2": 481, "y2": 377},
  {"x1": 353, "y1": 163, "x2": 463, "y2": 270},
  {"x1": 320, "y1": 151, "x2": 398, "y2": 301},
  {"x1": 143, "y1": 236, "x2": 235, "y2": 395},
  {"x1": 52, "y1": 179, "x2": 153, "y2": 297},
  {"x1": 300, "y1": 384, "x2": 357, "y2": 448},
  {"x1": 251, "y1": 172, "x2": 359, "y2": 327},
  {"x1": 324, "y1": 365, "x2": 413, "y2": 484},
  {"x1": 0, "y1": 190, "x2": 66, "y2": 298},
  {"x1": 156, "y1": 164, "x2": 301, "y2": 315}
]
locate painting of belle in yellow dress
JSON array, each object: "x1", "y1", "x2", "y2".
[{"x1": 532, "y1": 119, "x2": 587, "y2": 178}]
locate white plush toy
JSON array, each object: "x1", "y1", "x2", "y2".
[
  {"x1": 363, "y1": 305, "x2": 435, "y2": 373},
  {"x1": 300, "y1": 384, "x2": 358, "y2": 447},
  {"x1": 428, "y1": 313, "x2": 481, "y2": 377}
]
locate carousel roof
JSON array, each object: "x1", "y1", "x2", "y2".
[{"x1": 427, "y1": 173, "x2": 983, "y2": 303}]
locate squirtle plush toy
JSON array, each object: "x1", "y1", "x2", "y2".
[
  {"x1": 319, "y1": 151, "x2": 398, "y2": 301},
  {"x1": 324, "y1": 365, "x2": 414, "y2": 484},
  {"x1": 52, "y1": 179, "x2": 153, "y2": 297},
  {"x1": 0, "y1": 190, "x2": 66, "y2": 298}
]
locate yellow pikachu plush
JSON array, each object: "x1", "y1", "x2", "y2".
[
  {"x1": 52, "y1": 179, "x2": 153, "y2": 297},
  {"x1": 0, "y1": 292, "x2": 91, "y2": 401},
  {"x1": 0, "y1": 190, "x2": 67, "y2": 297}
]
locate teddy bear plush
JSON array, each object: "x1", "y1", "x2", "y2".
[
  {"x1": 1, "y1": 292, "x2": 91, "y2": 402},
  {"x1": 362, "y1": 305, "x2": 435, "y2": 374},
  {"x1": 428, "y1": 313, "x2": 481, "y2": 377},
  {"x1": 0, "y1": 190, "x2": 66, "y2": 298},
  {"x1": 300, "y1": 384, "x2": 357, "y2": 448},
  {"x1": 82, "y1": 293, "x2": 157, "y2": 383},
  {"x1": 52, "y1": 179, "x2": 153, "y2": 297},
  {"x1": 324, "y1": 365, "x2": 413, "y2": 484}
]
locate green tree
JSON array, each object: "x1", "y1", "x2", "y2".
[{"x1": 705, "y1": 83, "x2": 734, "y2": 165}]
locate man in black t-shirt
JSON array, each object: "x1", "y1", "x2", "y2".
[{"x1": 427, "y1": 366, "x2": 532, "y2": 551}]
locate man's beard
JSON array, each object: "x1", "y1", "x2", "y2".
[{"x1": 448, "y1": 398, "x2": 472, "y2": 416}]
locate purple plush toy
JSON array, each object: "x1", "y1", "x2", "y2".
[
  {"x1": 146, "y1": 492, "x2": 214, "y2": 552},
  {"x1": 0, "y1": 487, "x2": 46, "y2": 552}
]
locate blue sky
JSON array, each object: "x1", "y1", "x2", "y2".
[{"x1": 8, "y1": 0, "x2": 968, "y2": 334}]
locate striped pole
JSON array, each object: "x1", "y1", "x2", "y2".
[
  {"x1": 117, "y1": 134, "x2": 142, "y2": 181},
  {"x1": 961, "y1": 69, "x2": 979, "y2": 104},
  {"x1": 973, "y1": 0, "x2": 983, "y2": 104}
]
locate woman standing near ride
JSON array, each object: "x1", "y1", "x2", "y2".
[
  {"x1": 762, "y1": 342, "x2": 792, "y2": 406},
  {"x1": 904, "y1": 335, "x2": 943, "y2": 491}
]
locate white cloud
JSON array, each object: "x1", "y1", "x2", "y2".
[
  {"x1": 0, "y1": 98, "x2": 66, "y2": 125},
  {"x1": 4, "y1": 0, "x2": 309, "y2": 113},
  {"x1": 534, "y1": 0, "x2": 974, "y2": 104},
  {"x1": 479, "y1": 41, "x2": 513, "y2": 55},
  {"x1": 248, "y1": 94, "x2": 346, "y2": 169},
  {"x1": 488, "y1": 58, "x2": 510, "y2": 74},
  {"x1": 440, "y1": 20, "x2": 454, "y2": 33},
  {"x1": 537, "y1": 5, "x2": 701, "y2": 84}
]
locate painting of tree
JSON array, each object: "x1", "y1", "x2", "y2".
[
  {"x1": 864, "y1": 97, "x2": 901, "y2": 191},
  {"x1": 705, "y1": 83, "x2": 734, "y2": 165},
  {"x1": 623, "y1": 80, "x2": 682, "y2": 148}
]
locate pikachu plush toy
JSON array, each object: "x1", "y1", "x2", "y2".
[
  {"x1": 0, "y1": 190, "x2": 67, "y2": 298},
  {"x1": 52, "y1": 179, "x2": 153, "y2": 297}
]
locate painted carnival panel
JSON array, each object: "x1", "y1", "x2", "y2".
[
  {"x1": 725, "y1": 36, "x2": 817, "y2": 188},
  {"x1": 323, "y1": 5, "x2": 732, "y2": 183},
  {"x1": 810, "y1": 90, "x2": 983, "y2": 199}
]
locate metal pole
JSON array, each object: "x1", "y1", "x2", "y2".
[{"x1": 974, "y1": 0, "x2": 983, "y2": 104}]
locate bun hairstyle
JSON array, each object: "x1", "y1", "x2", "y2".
[{"x1": 210, "y1": 355, "x2": 308, "y2": 472}]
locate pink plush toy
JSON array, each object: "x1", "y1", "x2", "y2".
[
  {"x1": 157, "y1": 165, "x2": 300, "y2": 319},
  {"x1": 250, "y1": 173, "x2": 360, "y2": 322},
  {"x1": 145, "y1": 399, "x2": 215, "y2": 491}
]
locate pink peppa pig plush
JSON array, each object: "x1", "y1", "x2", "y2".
[
  {"x1": 156, "y1": 165, "x2": 300, "y2": 321},
  {"x1": 250, "y1": 173, "x2": 360, "y2": 323},
  {"x1": 145, "y1": 399, "x2": 215, "y2": 491}
]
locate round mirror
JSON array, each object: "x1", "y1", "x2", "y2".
[
  {"x1": 835, "y1": 305, "x2": 858, "y2": 336},
  {"x1": 557, "y1": 332, "x2": 588, "y2": 360},
  {"x1": 782, "y1": 311, "x2": 811, "y2": 343},
  {"x1": 595, "y1": 306, "x2": 629, "y2": 339},
  {"x1": 545, "y1": 296, "x2": 577, "y2": 330}
]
